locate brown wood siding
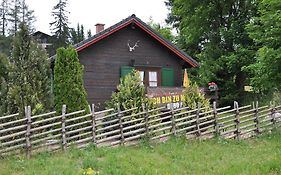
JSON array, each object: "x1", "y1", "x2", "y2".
[{"x1": 78, "y1": 25, "x2": 189, "y2": 108}]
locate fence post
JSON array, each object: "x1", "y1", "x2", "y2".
[
  {"x1": 142, "y1": 103, "x2": 149, "y2": 138},
  {"x1": 91, "y1": 104, "x2": 97, "y2": 146},
  {"x1": 254, "y1": 101, "x2": 260, "y2": 135},
  {"x1": 25, "y1": 106, "x2": 32, "y2": 159},
  {"x1": 213, "y1": 101, "x2": 219, "y2": 136},
  {"x1": 170, "y1": 103, "x2": 177, "y2": 136},
  {"x1": 234, "y1": 101, "x2": 241, "y2": 140},
  {"x1": 61, "y1": 105, "x2": 66, "y2": 152},
  {"x1": 270, "y1": 102, "x2": 276, "y2": 127},
  {"x1": 196, "y1": 102, "x2": 201, "y2": 137},
  {"x1": 117, "y1": 104, "x2": 124, "y2": 145}
]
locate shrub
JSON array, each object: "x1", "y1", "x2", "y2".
[
  {"x1": 106, "y1": 70, "x2": 156, "y2": 114},
  {"x1": 54, "y1": 47, "x2": 89, "y2": 114},
  {"x1": 182, "y1": 82, "x2": 210, "y2": 111}
]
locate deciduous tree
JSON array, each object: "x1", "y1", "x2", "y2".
[
  {"x1": 166, "y1": 0, "x2": 258, "y2": 105},
  {"x1": 245, "y1": 0, "x2": 281, "y2": 94}
]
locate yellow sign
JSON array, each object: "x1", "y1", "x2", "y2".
[
  {"x1": 151, "y1": 94, "x2": 185, "y2": 105},
  {"x1": 244, "y1": 86, "x2": 253, "y2": 92},
  {"x1": 183, "y1": 69, "x2": 190, "y2": 88}
]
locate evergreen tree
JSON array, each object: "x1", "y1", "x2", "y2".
[
  {"x1": 50, "y1": 0, "x2": 70, "y2": 48},
  {"x1": 70, "y1": 23, "x2": 86, "y2": 44},
  {"x1": 166, "y1": 0, "x2": 258, "y2": 105},
  {"x1": 0, "y1": 0, "x2": 9, "y2": 36},
  {"x1": 20, "y1": 0, "x2": 35, "y2": 32},
  {"x1": 70, "y1": 27, "x2": 78, "y2": 44},
  {"x1": 79, "y1": 24, "x2": 84, "y2": 41},
  {"x1": 54, "y1": 47, "x2": 89, "y2": 114},
  {"x1": 8, "y1": 0, "x2": 21, "y2": 35},
  {"x1": 7, "y1": 23, "x2": 53, "y2": 115},
  {"x1": 0, "y1": 34, "x2": 12, "y2": 55},
  {"x1": 7, "y1": 0, "x2": 35, "y2": 35},
  {"x1": 87, "y1": 29, "x2": 92, "y2": 39},
  {"x1": 0, "y1": 53, "x2": 9, "y2": 114}
]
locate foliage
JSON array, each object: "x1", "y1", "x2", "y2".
[
  {"x1": 0, "y1": 0, "x2": 9, "y2": 36},
  {"x1": 0, "y1": 53, "x2": 9, "y2": 114},
  {"x1": 8, "y1": 0, "x2": 35, "y2": 35},
  {"x1": 7, "y1": 23, "x2": 53, "y2": 115},
  {"x1": 20, "y1": 0, "x2": 36, "y2": 32},
  {"x1": 106, "y1": 70, "x2": 156, "y2": 114},
  {"x1": 7, "y1": 0, "x2": 21, "y2": 35},
  {"x1": 0, "y1": 34, "x2": 12, "y2": 55},
  {"x1": 166, "y1": 0, "x2": 258, "y2": 105},
  {"x1": 1, "y1": 128, "x2": 281, "y2": 174},
  {"x1": 87, "y1": 29, "x2": 92, "y2": 38},
  {"x1": 148, "y1": 18, "x2": 174, "y2": 42},
  {"x1": 245, "y1": 0, "x2": 281, "y2": 94},
  {"x1": 182, "y1": 82, "x2": 210, "y2": 111},
  {"x1": 70, "y1": 23, "x2": 85, "y2": 44},
  {"x1": 50, "y1": 0, "x2": 70, "y2": 48},
  {"x1": 54, "y1": 46, "x2": 89, "y2": 114}
]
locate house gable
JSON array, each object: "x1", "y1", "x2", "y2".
[{"x1": 75, "y1": 14, "x2": 199, "y2": 68}]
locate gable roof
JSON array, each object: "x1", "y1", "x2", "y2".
[{"x1": 74, "y1": 14, "x2": 199, "y2": 67}]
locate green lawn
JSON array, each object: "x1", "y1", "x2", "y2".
[{"x1": 1, "y1": 128, "x2": 281, "y2": 175}]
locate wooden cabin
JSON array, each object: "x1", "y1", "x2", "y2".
[{"x1": 72, "y1": 14, "x2": 199, "y2": 108}]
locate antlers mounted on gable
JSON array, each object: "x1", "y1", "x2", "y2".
[{"x1": 127, "y1": 40, "x2": 140, "y2": 52}]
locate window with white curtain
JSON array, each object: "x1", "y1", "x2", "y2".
[
  {"x1": 149, "y1": 71, "x2": 157, "y2": 87},
  {"x1": 138, "y1": 71, "x2": 144, "y2": 85}
]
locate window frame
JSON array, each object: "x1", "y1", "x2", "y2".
[{"x1": 135, "y1": 66, "x2": 161, "y2": 87}]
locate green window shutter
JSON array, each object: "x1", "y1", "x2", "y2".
[
  {"x1": 121, "y1": 66, "x2": 134, "y2": 78},
  {"x1": 162, "y1": 68, "x2": 174, "y2": 86}
]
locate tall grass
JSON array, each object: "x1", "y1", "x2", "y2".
[{"x1": 1, "y1": 128, "x2": 281, "y2": 175}]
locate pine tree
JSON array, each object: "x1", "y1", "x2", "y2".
[
  {"x1": 0, "y1": 53, "x2": 9, "y2": 114},
  {"x1": 7, "y1": 0, "x2": 35, "y2": 35},
  {"x1": 8, "y1": 0, "x2": 21, "y2": 35},
  {"x1": 7, "y1": 23, "x2": 53, "y2": 115},
  {"x1": 79, "y1": 24, "x2": 84, "y2": 41},
  {"x1": 87, "y1": 29, "x2": 92, "y2": 38},
  {"x1": 0, "y1": 0, "x2": 9, "y2": 36},
  {"x1": 0, "y1": 34, "x2": 12, "y2": 55},
  {"x1": 54, "y1": 47, "x2": 89, "y2": 114},
  {"x1": 20, "y1": 0, "x2": 35, "y2": 32},
  {"x1": 70, "y1": 27, "x2": 78, "y2": 44},
  {"x1": 50, "y1": 0, "x2": 70, "y2": 48},
  {"x1": 70, "y1": 23, "x2": 86, "y2": 44}
]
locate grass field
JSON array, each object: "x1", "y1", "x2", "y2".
[{"x1": 1, "y1": 127, "x2": 281, "y2": 175}]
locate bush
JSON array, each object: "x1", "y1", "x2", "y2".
[
  {"x1": 54, "y1": 47, "x2": 89, "y2": 114},
  {"x1": 182, "y1": 82, "x2": 210, "y2": 111},
  {"x1": 106, "y1": 70, "x2": 156, "y2": 114}
]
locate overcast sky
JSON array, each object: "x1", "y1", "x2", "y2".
[{"x1": 25, "y1": 0, "x2": 169, "y2": 35}]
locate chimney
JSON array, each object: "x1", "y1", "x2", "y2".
[{"x1": 95, "y1": 23, "x2": 105, "y2": 33}]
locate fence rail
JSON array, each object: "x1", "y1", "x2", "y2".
[{"x1": 0, "y1": 101, "x2": 281, "y2": 158}]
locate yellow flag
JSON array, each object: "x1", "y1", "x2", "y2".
[{"x1": 183, "y1": 69, "x2": 190, "y2": 87}]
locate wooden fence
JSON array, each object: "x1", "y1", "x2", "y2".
[{"x1": 0, "y1": 101, "x2": 280, "y2": 158}]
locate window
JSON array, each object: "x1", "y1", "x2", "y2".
[
  {"x1": 139, "y1": 71, "x2": 144, "y2": 85},
  {"x1": 121, "y1": 66, "x2": 174, "y2": 87},
  {"x1": 135, "y1": 67, "x2": 161, "y2": 87},
  {"x1": 149, "y1": 71, "x2": 157, "y2": 87}
]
